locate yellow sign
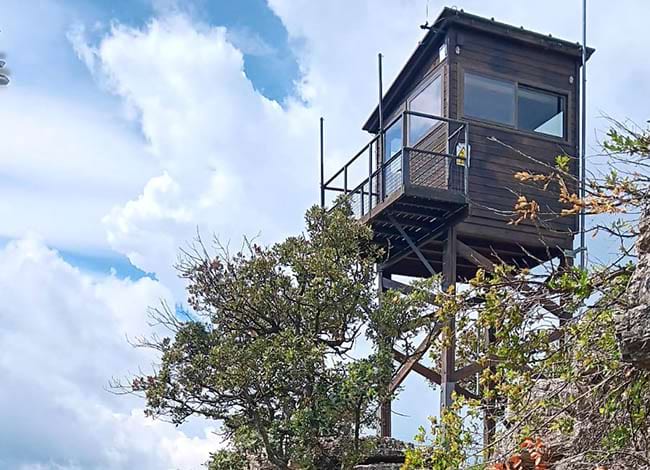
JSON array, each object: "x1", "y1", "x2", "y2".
[{"x1": 455, "y1": 143, "x2": 469, "y2": 166}]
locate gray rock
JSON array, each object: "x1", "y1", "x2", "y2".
[{"x1": 615, "y1": 210, "x2": 650, "y2": 370}]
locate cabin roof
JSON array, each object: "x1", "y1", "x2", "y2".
[{"x1": 362, "y1": 7, "x2": 595, "y2": 133}]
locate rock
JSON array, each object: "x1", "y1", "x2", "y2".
[
  {"x1": 615, "y1": 209, "x2": 650, "y2": 370},
  {"x1": 353, "y1": 437, "x2": 411, "y2": 470}
]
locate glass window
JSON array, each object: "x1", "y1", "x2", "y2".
[
  {"x1": 463, "y1": 73, "x2": 515, "y2": 126},
  {"x1": 384, "y1": 117, "x2": 403, "y2": 161},
  {"x1": 517, "y1": 87, "x2": 565, "y2": 138},
  {"x1": 383, "y1": 117, "x2": 403, "y2": 196},
  {"x1": 408, "y1": 76, "x2": 442, "y2": 144}
]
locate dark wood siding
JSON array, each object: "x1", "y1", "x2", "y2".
[{"x1": 446, "y1": 24, "x2": 580, "y2": 250}]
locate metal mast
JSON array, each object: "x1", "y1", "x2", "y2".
[{"x1": 579, "y1": 0, "x2": 587, "y2": 269}]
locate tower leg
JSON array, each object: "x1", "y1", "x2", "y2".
[
  {"x1": 483, "y1": 326, "x2": 497, "y2": 457},
  {"x1": 378, "y1": 270, "x2": 392, "y2": 437},
  {"x1": 379, "y1": 401, "x2": 392, "y2": 437},
  {"x1": 440, "y1": 227, "x2": 457, "y2": 409}
]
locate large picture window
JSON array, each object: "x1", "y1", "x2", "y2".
[
  {"x1": 463, "y1": 72, "x2": 566, "y2": 139},
  {"x1": 408, "y1": 75, "x2": 442, "y2": 144},
  {"x1": 517, "y1": 87, "x2": 565, "y2": 138},
  {"x1": 463, "y1": 73, "x2": 515, "y2": 126}
]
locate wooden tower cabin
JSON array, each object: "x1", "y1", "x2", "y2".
[{"x1": 319, "y1": 7, "x2": 593, "y2": 443}]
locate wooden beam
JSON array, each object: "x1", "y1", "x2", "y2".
[
  {"x1": 392, "y1": 350, "x2": 479, "y2": 401},
  {"x1": 382, "y1": 277, "x2": 414, "y2": 295},
  {"x1": 389, "y1": 323, "x2": 443, "y2": 394},
  {"x1": 393, "y1": 349, "x2": 441, "y2": 384},
  {"x1": 441, "y1": 226, "x2": 457, "y2": 408},
  {"x1": 458, "y1": 240, "x2": 569, "y2": 319},
  {"x1": 451, "y1": 361, "x2": 484, "y2": 381},
  {"x1": 378, "y1": 272, "x2": 392, "y2": 438},
  {"x1": 388, "y1": 214, "x2": 436, "y2": 276},
  {"x1": 457, "y1": 240, "x2": 496, "y2": 272}
]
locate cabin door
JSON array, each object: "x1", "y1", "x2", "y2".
[{"x1": 383, "y1": 117, "x2": 403, "y2": 197}]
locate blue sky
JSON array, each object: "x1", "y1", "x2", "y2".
[{"x1": 2, "y1": 0, "x2": 650, "y2": 468}]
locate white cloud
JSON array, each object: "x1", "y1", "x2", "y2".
[
  {"x1": 4, "y1": 0, "x2": 650, "y2": 465},
  {"x1": 0, "y1": 86, "x2": 156, "y2": 254},
  {"x1": 0, "y1": 237, "x2": 222, "y2": 469},
  {"x1": 69, "y1": 15, "x2": 318, "y2": 288}
]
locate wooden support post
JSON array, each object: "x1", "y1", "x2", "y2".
[
  {"x1": 378, "y1": 270, "x2": 392, "y2": 438},
  {"x1": 440, "y1": 227, "x2": 457, "y2": 409},
  {"x1": 483, "y1": 326, "x2": 497, "y2": 457},
  {"x1": 559, "y1": 253, "x2": 574, "y2": 329},
  {"x1": 456, "y1": 240, "x2": 497, "y2": 453}
]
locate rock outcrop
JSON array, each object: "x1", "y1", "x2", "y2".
[
  {"x1": 616, "y1": 211, "x2": 650, "y2": 370},
  {"x1": 353, "y1": 438, "x2": 409, "y2": 470}
]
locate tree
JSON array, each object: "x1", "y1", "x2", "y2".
[
  {"x1": 120, "y1": 204, "x2": 415, "y2": 469},
  {"x1": 401, "y1": 119, "x2": 650, "y2": 469}
]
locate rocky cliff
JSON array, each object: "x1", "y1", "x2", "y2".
[{"x1": 616, "y1": 211, "x2": 650, "y2": 370}]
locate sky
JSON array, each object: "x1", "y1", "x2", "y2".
[{"x1": 1, "y1": 0, "x2": 650, "y2": 468}]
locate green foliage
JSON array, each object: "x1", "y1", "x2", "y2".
[
  {"x1": 404, "y1": 121, "x2": 650, "y2": 468},
  {"x1": 403, "y1": 397, "x2": 482, "y2": 469},
  {"x1": 128, "y1": 204, "x2": 402, "y2": 469},
  {"x1": 207, "y1": 449, "x2": 248, "y2": 470},
  {"x1": 555, "y1": 154, "x2": 571, "y2": 172}
]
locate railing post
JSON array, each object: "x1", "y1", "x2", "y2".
[
  {"x1": 379, "y1": 138, "x2": 385, "y2": 202},
  {"x1": 320, "y1": 117, "x2": 325, "y2": 207},
  {"x1": 368, "y1": 145, "x2": 373, "y2": 214},
  {"x1": 402, "y1": 111, "x2": 409, "y2": 188},
  {"x1": 378, "y1": 53, "x2": 385, "y2": 204},
  {"x1": 464, "y1": 123, "x2": 470, "y2": 194}
]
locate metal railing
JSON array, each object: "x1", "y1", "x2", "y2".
[{"x1": 321, "y1": 111, "x2": 471, "y2": 219}]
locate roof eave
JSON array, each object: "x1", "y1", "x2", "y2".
[{"x1": 361, "y1": 8, "x2": 594, "y2": 134}]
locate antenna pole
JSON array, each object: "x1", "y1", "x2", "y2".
[
  {"x1": 378, "y1": 53, "x2": 384, "y2": 134},
  {"x1": 579, "y1": 0, "x2": 587, "y2": 270},
  {"x1": 320, "y1": 117, "x2": 325, "y2": 208},
  {"x1": 378, "y1": 53, "x2": 384, "y2": 200}
]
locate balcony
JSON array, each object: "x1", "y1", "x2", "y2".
[
  {"x1": 321, "y1": 111, "x2": 471, "y2": 271},
  {"x1": 322, "y1": 111, "x2": 470, "y2": 219}
]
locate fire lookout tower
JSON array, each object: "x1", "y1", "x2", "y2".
[{"x1": 319, "y1": 7, "x2": 593, "y2": 443}]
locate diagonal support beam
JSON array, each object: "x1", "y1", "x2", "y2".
[
  {"x1": 457, "y1": 241, "x2": 496, "y2": 272},
  {"x1": 383, "y1": 205, "x2": 468, "y2": 272},
  {"x1": 389, "y1": 322, "x2": 443, "y2": 394},
  {"x1": 392, "y1": 350, "x2": 480, "y2": 400},
  {"x1": 382, "y1": 277, "x2": 414, "y2": 295},
  {"x1": 387, "y1": 213, "x2": 436, "y2": 276},
  {"x1": 457, "y1": 241, "x2": 569, "y2": 319}
]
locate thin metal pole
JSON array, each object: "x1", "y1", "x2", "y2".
[
  {"x1": 320, "y1": 117, "x2": 325, "y2": 208},
  {"x1": 368, "y1": 145, "x2": 373, "y2": 213},
  {"x1": 378, "y1": 53, "x2": 384, "y2": 139},
  {"x1": 579, "y1": 0, "x2": 587, "y2": 269},
  {"x1": 378, "y1": 53, "x2": 385, "y2": 201}
]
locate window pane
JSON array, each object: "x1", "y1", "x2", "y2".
[
  {"x1": 383, "y1": 118, "x2": 403, "y2": 196},
  {"x1": 463, "y1": 73, "x2": 515, "y2": 126},
  {"x1": 409, "y1": 76, "x2": 442, "y2": 144},
  {"x1": 518, "y1": 87, "x2": 565, "y2": 138},
  {"x1": 384, "y1": 118, "x2": 403, "y2": 161}
]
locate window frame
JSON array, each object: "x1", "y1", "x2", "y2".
[
  {"x1": 462, "y1": 72, "x2": 516, "y2": 127},
  {"x1": 460, "y1": 69, "x2": 569, "y2": 142},
  {"x1": 405, "y1": 70, "x2": 445, "y2": 147},
  {"x1": 516, "y1": 84, "x2": 566, "y2": 139}
]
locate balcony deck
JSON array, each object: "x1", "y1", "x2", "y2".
[{"x1": 321, "y1": 111, "x2": 472, "y2": 277}]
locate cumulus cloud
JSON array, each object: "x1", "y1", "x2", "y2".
[
  {"x1": 68, "y1": 15, "x2": 318, "y2": 289},
  {"x1": 5, "y1": 0, "x2": 650, "y2": 466},
  {"x1": 0, "y1": 236, "x2": 222, "y2": 469}
]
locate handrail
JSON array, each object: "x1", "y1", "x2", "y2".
[
  {"x1": 323, "y1": 134, "x2": 380, "y2": 188},
  {"x1": 403, "y1": 110, "x2": 467, "y2": 126},
  {"x1": 322, "y1": 110, "x2": 471, "y2": 216}
]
